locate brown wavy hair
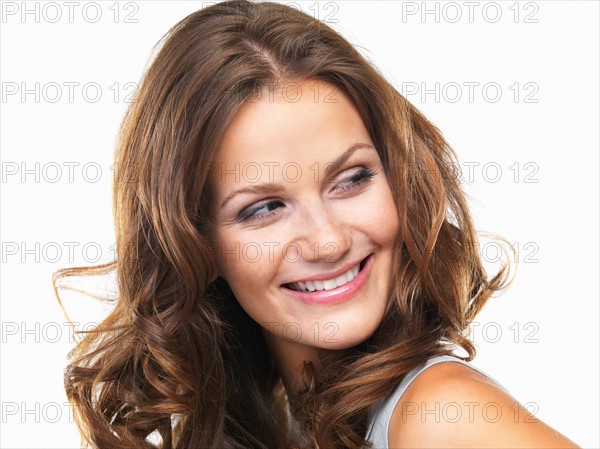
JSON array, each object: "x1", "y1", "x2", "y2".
[{"x1": 53, "y1": 1, "x2": 513, "y2": 448}]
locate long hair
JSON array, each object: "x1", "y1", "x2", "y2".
[{"x1": 53, "y1": 1, "x2": 512, "y2": 448}]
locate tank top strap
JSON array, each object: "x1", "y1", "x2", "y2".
[{"x1": 365, "y1": 354, "x2": 510, "y2": 448}]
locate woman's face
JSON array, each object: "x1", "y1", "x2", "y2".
[{"x1": 209, "y1": 79, "x2": 400, "y2": 362}]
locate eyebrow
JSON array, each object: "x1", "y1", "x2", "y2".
[{"x1": 219, "y1": 142, "x2": 375, "y2": 209}]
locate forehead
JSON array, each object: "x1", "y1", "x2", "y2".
[{"x1": 214, "y1": 80, "x2": 371, "y2": 169}]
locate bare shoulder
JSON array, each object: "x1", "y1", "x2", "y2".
[{"x1": 388, "y1": 360, "x2": 580, "y2": 449}]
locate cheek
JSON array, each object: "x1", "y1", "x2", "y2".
[
  {"x1": 218, "y1": 243, "x2": 268, "y2": 284},
  {"x1": 360, "y1": 182, "x2": 400, "y2": 242},
  {"x1": 216, "y1": 249, "x2": 269, "y2": 320},
  {"x1": 213, "y1": 229, "x2": 280, "y2": 302}
]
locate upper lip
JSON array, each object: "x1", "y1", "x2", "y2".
[{"x1": 282, "y1": 255, "x2": 369, "y2": 285}]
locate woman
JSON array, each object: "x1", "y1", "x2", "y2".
[{"x1": 53, "y1": 1, "x2": 579, "y2": 448}]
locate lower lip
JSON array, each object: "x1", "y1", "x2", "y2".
[{"x1": 282, "y1": 254, "x2": 373, "y2": 306}]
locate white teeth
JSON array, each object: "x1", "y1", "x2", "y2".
[
  {"x1": 323, "y1": 279, "x2": 337, "y2": 290},
  {"x1": 335, "y1": 273, "x2": 348, "y2": 287},
  {"x1": 288, "y1": 262, "x2": 361, "y2": 292}
]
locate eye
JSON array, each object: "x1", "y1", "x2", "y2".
[
  {"x1": 333, "y1": 167, "x2": 375, "y2": 194},
  {"x1": 237, "y1": 199, "x2": 285, "y2": 222}
]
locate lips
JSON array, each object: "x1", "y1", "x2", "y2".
[
  {"x1": 283, "y1": 256, "x2": 368, "y2": 291},
  {"x1": 281, "y1": 255, "x2": 372, "y2": 306},
  {"x1": 286, "y1": 263, "x2": 360, "y2": 292}
]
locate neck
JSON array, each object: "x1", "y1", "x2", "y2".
[{"x1": 261, "y1": 328, "x2": 323, "y2": 395}]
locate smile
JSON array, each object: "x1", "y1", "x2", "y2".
[
  {"x1": 281, "y1": 254, "x2": 372, "y2": 305},
  {"x1": 286, "y1": 261, "x2": 362, "y2": 292}
]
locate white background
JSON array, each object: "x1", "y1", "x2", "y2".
[{"x1": 1, "y1": 1, "x2": 598, "y2": 448}]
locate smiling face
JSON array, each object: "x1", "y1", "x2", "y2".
[{"x1": 209, "y1": 79, "x2": 400, "y2": 374}]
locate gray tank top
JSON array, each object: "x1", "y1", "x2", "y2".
[{"x1": 364, "y1": 354, "x2": 509, "y2": 448}]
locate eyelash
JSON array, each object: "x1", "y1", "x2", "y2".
[
  {"x1": 335, "y1": 167, "x2": 375, "y2": 193},
  {"x1": 236, "y1": 167, "x2": 376, "y2": 223}
]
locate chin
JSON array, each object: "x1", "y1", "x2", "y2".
[{"x1": 318, "y1": 321, "x2": 380, "y2": 351}]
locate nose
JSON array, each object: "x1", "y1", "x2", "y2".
[{"x1": 293, "y1": 203, "x2": 352, "y2": 264}]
